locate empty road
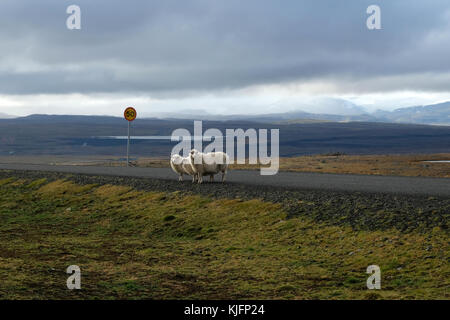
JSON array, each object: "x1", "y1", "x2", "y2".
[{"x1": 0, "y1": 163, "x2": 449, "y2": 196}]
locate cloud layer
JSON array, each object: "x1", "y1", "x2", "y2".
[{"x1": 1, "y1": 0, "x2": 450, "y2": 115}]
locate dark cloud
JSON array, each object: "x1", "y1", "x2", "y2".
[{"x1": 0, "y1": 0, "x2": 449, "y2": 95}]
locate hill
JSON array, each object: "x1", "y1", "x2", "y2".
[
  {"x1": 374, "y1": 101, "x2": 450, "y2": 125},
  {"x1": 152, "y1": 100, "x2": 450, "y2": 125}
]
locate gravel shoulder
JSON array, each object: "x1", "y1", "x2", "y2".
[{"x1": 0, "y1": 163, "x2": 449, "y2": 196}]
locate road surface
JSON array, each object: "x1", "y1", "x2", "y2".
[{"x1": 0, "y1": 163, "x2": 449, "y2": 196}]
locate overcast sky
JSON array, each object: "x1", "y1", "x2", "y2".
[{"x1": 1, "y1": 0, "x2": 450, "y2": 117}]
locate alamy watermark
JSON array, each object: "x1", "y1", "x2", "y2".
[
  {"x1": 66, "y1": 5, "x2": 380, "y2": 31},
  {"x1": 66, "y1": 5, "x2": 81, "y2": 30},
  {"x1": 66, "y1": 265, "x2": 81, "y2": 290},
  {"x1": 171, "y1": 121, "x2": 279, "y2": 175},
  {"x1": 366, "y1": 265, "x2": 381, "y2": 290},
  {"x1": 367, "y1": 5, "x2": 381, "y2": 30}
]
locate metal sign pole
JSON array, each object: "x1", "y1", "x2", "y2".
[
  {"x1": 124, "y1": 106, "x2": 136, "y2": 167},
  {"x1": 127, "y1": 120, "x2": 130, "y2": 167}
]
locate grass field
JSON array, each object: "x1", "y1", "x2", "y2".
[
  {"x1": 134, "y1": 153, "x2": 450, "y2": 177},
  {"x1": 0, "y1": 176, "x2": 448, "y2": 299},
  {"x1": 124, "y1": 153, "x2": 450, "y2": 178},
  {"x1": 237, "y1": 153, "x2": 450, "y2": 178}
]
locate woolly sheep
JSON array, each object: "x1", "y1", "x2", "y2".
[
  {"x1": 170, "y1": 154, "x2": 198, "y2": 182},
  {"x1": 189, "y1": 149, "x2": 229, "y2": 184}
]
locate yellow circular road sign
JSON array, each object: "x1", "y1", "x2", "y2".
[{"x1": 124, "y1": 107, "x2": 137, "y2": 121}]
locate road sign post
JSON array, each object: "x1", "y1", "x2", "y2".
[
  {"x1": 127, "y1": 120, "x2": 130, "y2": 166},
  {"x1": 124, "y1": 107, "x2": 137, "y2": 167}
]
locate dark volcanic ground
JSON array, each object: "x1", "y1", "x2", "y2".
[
  {"x1": 1, "y1": 169, "x2": 448, "y2": 233},
  {"x1": 1, "y1": 116, "x2": 449, "y2": 156}
]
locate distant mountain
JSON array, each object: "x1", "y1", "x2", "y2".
[
  {"x1": 9, "y1": 100, "x2": 450, "y2": 126},
  {"x1": 150, "y1": 100, "x2": 450, "y2": 126},
  {"x1": 151, "y1": 108, "x2": 378, "y2": 123},
  {"x1": 244, "y1": 109, "x2": 379, "y2": 123},
  {"x1": 295, "y1": 97, "x2": 368, "y2": 116},
  {"x1": 152, "y1": 109, "x2": 215, "y2": 119},
  {"x1": 374, "y1": 102, "x2": 450, "y2": 125},
  {"x1": 152, "y1": 98, "x2": 369, "y2": 120},
  {"x1": 0, "y1": 112, "x2": 16, "y2": 119},
  {"x1": 19, "y1": 114, "x2": 125, "y2": 124}
]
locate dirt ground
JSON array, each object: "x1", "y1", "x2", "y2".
[{"x1": 1, "y1": 153, "x2": 448, "y2": 178}]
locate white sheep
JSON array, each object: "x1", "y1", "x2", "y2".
[
  {"x1": 189, "y1": 149, "x2": 229, "y2": 184},
  {"x1": 170, "y1": 154, "x2": 198, "y2": 182}
]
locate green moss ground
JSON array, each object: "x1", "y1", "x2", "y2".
[{"x1": 0, "y1": 177, "x2": 448, "y2": 299}]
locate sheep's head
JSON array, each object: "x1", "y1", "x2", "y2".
[
  {"x1": 171, "y1": 154, "x2": 183, "y2": 165},
  {"x1": 190, "y1": 149, "x2": 201, "y2": 164},
  {"x1": 190, "y1": 149, "x2": 198, "y2": 157}
]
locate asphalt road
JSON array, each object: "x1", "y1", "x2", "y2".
[{"x1": 0, "y1": 163, "x2": 449, "y2": 196}]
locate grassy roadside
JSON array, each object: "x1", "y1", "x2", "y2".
[{"x1": 0, "y1": 177, "x2": 448, "y2": 299}]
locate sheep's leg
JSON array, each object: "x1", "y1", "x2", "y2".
[
  {"x1": 221, "y1": 170, "x2": 226, "y2": 182},
  {"x1": 198, "y1": 174, "x2": 203, "y2": 184},
  {"x1": 210, "y1": 174, "x2": 214, "y2": 182},
  {"x1": 192, "y1": 174, "x2": 196, "y2": 183},
  {"x1": 178, "y1": 174, "x2": 183, "y2": 182}
]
